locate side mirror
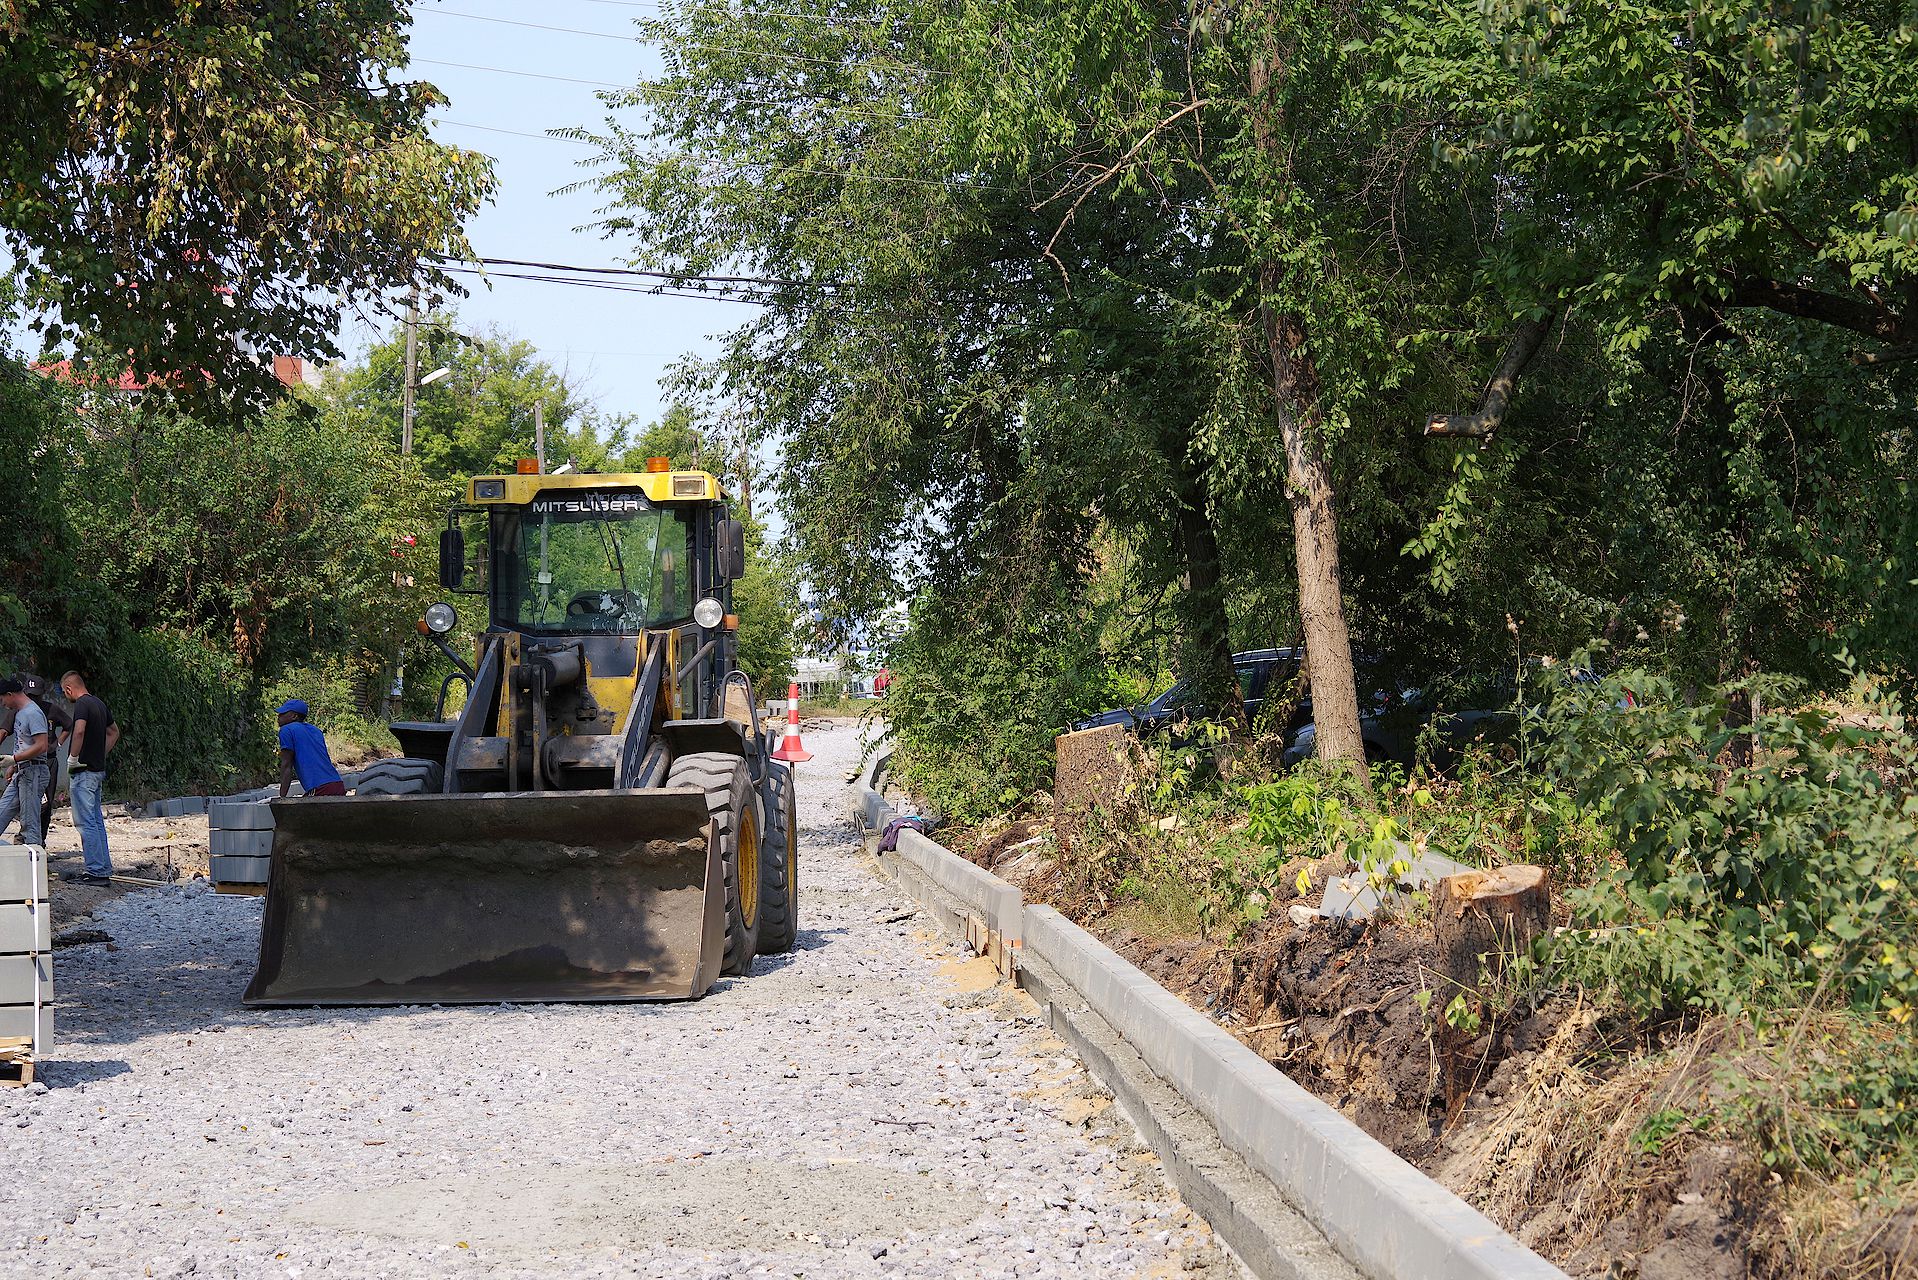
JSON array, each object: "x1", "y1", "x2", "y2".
[
  {"x1": 438, "y1": 527, "x2": 465, "y2": 590},
  {"x1": 718, "y1": 518, "x2": 747, "y2": 581}
]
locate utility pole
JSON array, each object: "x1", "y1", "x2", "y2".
[
  {"x1": 400, "y1": 288, "x2": 419, "y2": 456},
  {"x1": 390, "y1": 288, "x2": 421, "y2": 718},
  {"x1": 533, "y1": 400, "x2": 547, "y2": 473}
]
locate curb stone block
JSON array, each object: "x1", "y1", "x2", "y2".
[
  {"x1": 210, "y1": 854, "x2": 271, "y2": 885},
  {"x1": 209, "y1": 801, "x2": 275, "y2": 831},
  {"x1": 209, "y1": 829, "x2": 273, "y2": 857},
  {"x1": 1020, "y1": 904, "x2": 1567, "y2": 1280}
]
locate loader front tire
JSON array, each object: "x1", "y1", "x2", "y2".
[
  {"x1": 353, "y1": 757, "x2": 445, "y2": 796},
  {"x1": 665, "y1": 752, "x2": 762, "y2": 977},
  {"x1": 756, "y1": 761, "x2": 799, "y2": 954}
]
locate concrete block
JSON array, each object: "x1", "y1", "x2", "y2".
[
  {"x1": 0, "y1": 901, "x2": 51, "y2": 953},
  {"x1": 1020, "y1": 904, "x2": 1566, "y2": 1280},
  {"x1": 209, "y1": 800, "x2": 275, "y2": 830},
  {"x1": 211, "y1": 854, "x2": 272, "y2": 886},
  {"x1": 893, "y1": 828, "x2": 1021, "y2": 945},
  {"x1": 210, "y1": 828, "x2": 273, "y2": 857},
  {"x1": 0, "y1": 952, "x2": 52, "y2": 1005},
  {"x1": 0, "y1": 1002, "x2": 51, "y2": 1046},
  {"x1": 0, "y1": 845, "x2": 48, "y2": 901}
]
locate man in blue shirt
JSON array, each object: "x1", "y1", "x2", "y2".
[{"x1": 276, "y1": 699, "x2": 345, "y2": 799}]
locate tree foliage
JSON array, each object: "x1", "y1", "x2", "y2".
[{"x1": 0, "y1": 0, "x2": 494, "y2": 401}]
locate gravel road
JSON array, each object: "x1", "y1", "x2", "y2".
[{"x1": 4, "y1": 722, "x2": 1235, "y2": 1279}]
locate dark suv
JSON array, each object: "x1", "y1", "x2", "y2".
[{"x1": 1070, "y1": 648, "x2": 1303, "y2": 737}]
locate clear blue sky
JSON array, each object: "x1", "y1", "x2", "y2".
[{"x1": 335, "y1": 0, "x2": 760, "y2": 429}]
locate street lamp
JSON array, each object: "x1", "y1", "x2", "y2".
[{"x1": 419, "y1": 366, "x2": 451, "y2": 387}]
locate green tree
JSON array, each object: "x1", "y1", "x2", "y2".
[
  {"x1": 322, "y1": 318, "x2": 624, "y2": 481},
  {"x1": 731, "y1": 516, "x2": 801, "y2": 692},
  {"x1": 0, "y1": 1, "x2": 493, "y2": 403}
]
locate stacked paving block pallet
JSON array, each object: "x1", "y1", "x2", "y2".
[
  {"x1": 0, "y1": 844, "x2": 51, "y2": 1086},
  {"x1": 209, "y1": 800, "x2": 274, "y2": 895}
]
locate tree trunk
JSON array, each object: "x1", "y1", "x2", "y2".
[
  {"x1": 1175, "y1": 476, "x2": 1242, "y2": 726},
  {"x1": 1247, "y1": 43, "x2": 1367, "y2": 777},
  {"x1": 1260, "y1": 292, "x2": 1367, "y2": 773}
]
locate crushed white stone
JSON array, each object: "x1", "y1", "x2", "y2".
[{"x1": 2, "y1": 723, "x2": 1234, "y2": 1279}]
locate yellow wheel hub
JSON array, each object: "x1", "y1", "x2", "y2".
[{"x1": 739, "y1": 810, "x2": 760, "y2": 925}]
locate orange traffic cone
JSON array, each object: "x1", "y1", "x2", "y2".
[{"x1": 771, "y1": 681, "x2": 814, "y2": 763}]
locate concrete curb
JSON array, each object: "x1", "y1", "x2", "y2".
[
  {"x1": 1023, "y1": 906, "x2": 1565, "y2": 1280},
  {"x1": 853, "y1": 775, "x2": 1567, "y2": 1280},
  {"x1": 893, "y1": 829, "x2": 1021, "y2": 947},
  {"x1": 143, "y1": 769, "x2": 372, "y2": 819}
]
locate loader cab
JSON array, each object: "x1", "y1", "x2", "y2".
[{"x1": 429, "y1": 465, "x2": 749, "y2": 792}]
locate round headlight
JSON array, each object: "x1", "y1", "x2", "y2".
[
  {"x1": 424, "y1": 601, "x2": 459, "y2": 634},
  {"x1": 693, "y1": 596, "x2": 725, "y2": 629}
]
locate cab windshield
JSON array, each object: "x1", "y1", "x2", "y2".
[{"x1": 494, "y1": 489, "x2": 693, "y2": 632}]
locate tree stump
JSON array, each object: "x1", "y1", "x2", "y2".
[
  {"x1": 1431, "y1": 864, "x2": 1550, "y2": 1115},
  {"x1": 1434, "y1": 864, "x2": 1551, "y2": 995},
  {"x1": 1053, "y1": 725, "x2": 1137, "y2": 856}
]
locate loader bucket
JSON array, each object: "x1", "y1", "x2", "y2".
[{"x1": 243, "y1": 789, "x2": 726, "y2": 1006}]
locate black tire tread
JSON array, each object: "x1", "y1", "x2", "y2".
[
  {"x1": 353, "y1": 757, "x2": 444, "y2": 796},
  {"x1": 665, "y1": 751, "x2": 760, "y2": 976},
  {"x1": 756, "y1": 762, "x2": 798, "y2": 954}
]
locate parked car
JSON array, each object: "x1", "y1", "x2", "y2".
[
  {"x1": 1070, "y1": 648, "x2": 1303, "y2": 737},
  {"x1": 1282, "y1": 660, "x2": 1621, "y2": 770}
]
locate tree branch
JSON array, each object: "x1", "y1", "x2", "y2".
[
  {"x1": 1727, "y1": 276, "x2": 1911, "y2": 344},
  {"x1": 1038, "y1": 99, "x2": 1209, "y2": 287},
  {"x1": 1423, "y1": 312, "x2": 1554, "y2": 440}
]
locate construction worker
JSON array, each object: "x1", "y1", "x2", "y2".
[
  {"x1": 0, "y1": 678, "x2": 53, "y2": 859},
  {"x1": 276, "y1": 699, "x2": 346, "y2": 799},
  {"x1": 59, "y1": 671, "x2": 118, "y2": 881}
]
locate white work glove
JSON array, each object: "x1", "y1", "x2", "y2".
[{"x1": 65, "y1": 756, "x2": 79, "y2": 772}]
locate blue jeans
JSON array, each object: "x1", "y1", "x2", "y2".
[
  {"x1": 0, "y1": 759, "x2": 48, "y2": 848},
  {"x1": 70, "y1": 768, "x2": 111, "y2": 876}
]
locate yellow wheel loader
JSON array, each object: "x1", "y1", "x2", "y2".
[{"x1": 243, "y1": 461, "x2": 800, "y2": 1006}]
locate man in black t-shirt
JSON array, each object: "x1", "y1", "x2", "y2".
[{"x1": 59, "y1": 671, "x2": 117, "y2": 879}]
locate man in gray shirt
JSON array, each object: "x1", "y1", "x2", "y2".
[{"x1": 0, "y1": 677, "x2": 51, "y2": 855}]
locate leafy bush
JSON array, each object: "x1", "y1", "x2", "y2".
[
  {"x1": 885, "y1": 594, "x2": 1133, "y2": 825},
  {"x1": 1548, "y1": 666, "x2": 1918, "y2": 1023},
  {"x1": 104, "y1": 630, "x2": 269, "y2": 797}
]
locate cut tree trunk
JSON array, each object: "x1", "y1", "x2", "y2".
[
  {"x1": 1432, "y1": 864, "x2": 1551, "y2": 1114},
  {"x1": 1434, "y1": 864, "x2": 1552, "y2": 994}
]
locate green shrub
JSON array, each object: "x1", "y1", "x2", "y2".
[
  {"x1": 1547, "y1": 665, "x2": 1918, "y2": 1024},
  {"x1": 885, "y1": 595, "x2": 1133, "y2": 825},
  {"x1": 104, "y1": 630, "x2": 270, "y2": 797}
]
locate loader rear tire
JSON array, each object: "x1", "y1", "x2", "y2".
[
  {"x1": 353, "y1": 758, "x2": 445, "y2": 796},
  {"x1": 665, "y1": 752, "x2": 762, "y2": 977},
  {"x1": 756, "y1": 761, "x2": 799, "y2": 954}
]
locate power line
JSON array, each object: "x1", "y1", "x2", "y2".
[
  {"x1": 472, "y1": 255, "x2": 832, "y2": 290},
  {"x1": 440, "y1": 119, "x2": 597, "y2": 146},
  {"x1": 442, "y1": 263, "x2": 777, "y2": 306},
  {"x1": 417, "y1": 56, "x2": 920, "y2": 122},
  {"x1": 421, "y1": 7, "x2": 952, "y2": 78},
  {"x1": 567, "y1": 0, "x2": 928, "y2": 34},
  {"x1": 415, "y1": 57, "x2": 625, "y2": 90},
  {"x1": 419, "y1": 8, "x2": 640, "y2": 42}
]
